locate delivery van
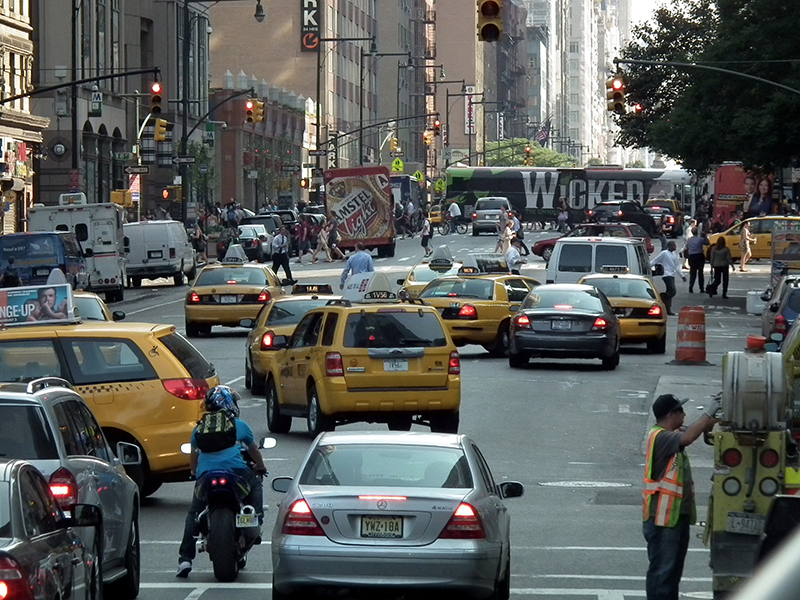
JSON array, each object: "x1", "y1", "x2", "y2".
[
  {"x1": 123, "y1": 220, "x2": 196, "y2": 287},
  {"x1": 0, "y1": 232, "x2": 88, "y2": 289},
  {"x1": 546, "y1": 237, "x2": 651, "y2": 284}
]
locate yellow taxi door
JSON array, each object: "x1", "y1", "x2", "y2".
[
  {"x1": 279, "y1": 312, "x2": 325, "y2": 408},
  {"x1": 753, "y1": 218, "x2": 777, "y2": 260}
]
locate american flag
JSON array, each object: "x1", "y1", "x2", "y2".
[{"x1": 535, "y1": 120, "x2": 551, "y2": 144}]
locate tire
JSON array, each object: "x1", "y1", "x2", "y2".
[
  {"x1": 387, "y1": 415, "x2": 413, "y2": 431},
  {"x1": 542, "y1": 246, "x2": 553, "y2": 262},
  {"x1": 508, "y1": 351, "x2": 528, "y2": 368},
  {"x1": 208, "y1": 508, "x2": 238, "y2": 582},
  {"x1": 386, "y1": 243, "x2": 396, "y2": 258},
  {"x1": 430, "y1": 411, "x2": 459, "y2": 434},
  {"x1": 244, "y1": 363, "x2": 252, "y2": 389},
  {"x1": 436, "y1": 223, "x2": 449, "y2": 236},
  {"x1": 173, "y1": 272, "x2": 184, "y2": 286},
  {"x1": 602, "y1": 350, "x2": 620, "y2": 370},
  {"x1": 103, "y1": 510, "x2": 140, "y2": 599},
  {"x1": 647, "y1": 334, "x2": 667, "y2": 355},
  {"x1": 132, "y1": 277, "x2": 142, "y2": 288},
  {"x1": 266, "y1": 379, "x2": 291, "y2": 434},
  {"x1": 186, "y1": 321, "x2": 201, "y2": 338},
  {"x1": 485, "y1": 321, "x2": 511, "y2": 357},
  {"x1": 251, "y1": 372, "x2": 265, "y2": 396},
  {"x1": 456, "y1": 222, "x2": 468, "y2": 235},
  {"x1": 472, "y1": 227, "x2": 479, "y2": 236},
  {"x1": 306, "y1": 383, "x2": 333, "y2": 436},
  {"x1": 237, "y1": 556, "x2": 247, "y2": 570},
  {"x1": 188, "y1": 266, "x2": 197, "y2": 280}
]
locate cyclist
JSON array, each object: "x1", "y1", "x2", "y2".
[{"x1": 445, "y1": 200, "x2": 463, "y2": 234}]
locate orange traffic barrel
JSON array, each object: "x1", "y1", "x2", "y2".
[{"x1": 674, "y1": 306, "x2": 708, "y2": 364}]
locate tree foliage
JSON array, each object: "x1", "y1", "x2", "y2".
[
  {"x1": 615, "y1": 0, "x2": 800, "y2": 174},
  {"x1": 483, "y1": 138, "x2": 575, "y2": 167}
]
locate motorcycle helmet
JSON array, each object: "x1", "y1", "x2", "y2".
[{"x1": 204, "y1": 385, "x2": 241, "y2": 418}]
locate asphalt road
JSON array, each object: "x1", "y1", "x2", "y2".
[{"x1": 115, "y1": 228, "x2": 773, "y2": 600}]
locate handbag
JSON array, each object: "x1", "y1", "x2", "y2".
[{"x1": 516, "y1": 229, "x2": 524, "y2": 241}]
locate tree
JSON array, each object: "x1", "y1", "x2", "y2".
[
  {"x1": 483, "y1": 138, "x2": 575, "y2": 167},
  {"x1": 614, "y1": 0, "x2": 800, "y2": 173}
]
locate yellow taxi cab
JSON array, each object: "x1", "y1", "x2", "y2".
[
  {"x1": 578, "y1": 272, "x2": 667, "y2": 353},
  {"x1": 0, "y1": 282, "x2": 219, "y2": 496},
  {"x1": 396, "y1": 246, "x2": 463, "y2": 299},
  {"x1": 184, "y1": 249, "x2": 288, "y2": 337},
  {"x1": 264, "y1": 273, "x2": 461, "y2": 436},
  {"x1": 242, "y1": 283, "x2": 341, "y2": 395},
  {"x1": 417, "y1": 258, "x2": 540, "y2": 356},
  {"x1": 707, "y1": 216, "x2": 800, "y2": 260},
  {"x1": 73, "y1": 290, "x2": 126, "y2": 322},
  {"x1": 429, "y1": 203, "x2": 444, "y2": 226}
]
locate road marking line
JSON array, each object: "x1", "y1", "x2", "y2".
[
  {"x1": 398, "y1": 256, "x2": 411, "y2": 261},
  {"x1": 126, "y1": 298, "x2": 184, "y2": 315},
  {"x1": 182, "y1": 588, "x2": 207, "y2": 600},
  {"x1": 224, "y1": 376, "x2": 245, "y2": 385}
]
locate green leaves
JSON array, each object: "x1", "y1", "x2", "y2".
[{"x1": 483, "y1": 138, "x2": 575, "y2": 167}]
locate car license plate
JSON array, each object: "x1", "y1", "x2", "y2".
[
  {"x1": 235, "y1": 513, "x2": 258, "y2": 528},
  {"x1": 384, "y1": 359, "x2": 408, "y2": 372},
  {"x1": 35, "y1": 267, "x2": 51, "y2": 277},
  {"x1": 147, "y1": 250, "x2": 163, "y2": 259},
  {"x1": 551, "y1": 320, "x2": 572, "y2": 331},
  {"x1": 726, "y1": 512, "x2": 766, "y2": 535},
  {"x1": 361, "y1": 515, "x2": 403, "y2": 538},
  {"x1": 483, "y1": 215, "x2": 495, "y2": 220},
  {"x1": 220, "y1": 295, "x2": 238, "y2": 304}
]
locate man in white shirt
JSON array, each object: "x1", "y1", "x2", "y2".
[
  {"x1": 447, "y1": 201, "x2": 462, "y2": 234},
  {"x1": 651, "y1": 241, "x2": 686, "y2": 315},
  {"x1": 271, "y1": 226, "x2": 293, "y2": 282},
  {"x1": 505, "y1": 238, "x2": 526, "y2": 274}
]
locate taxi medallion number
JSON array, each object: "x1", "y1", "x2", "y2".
[
  {"x1": 220, "y1": 295, "x2": 238, "y2": 304},
  {"x1": 384, "y1": 359, "x2": 409, "y2": 372},
  {"x1": 726, "y1": 512, "x2": 766, "y2": 536},
  {"x1": 361, "y1": 515, "x2": 403, "y2": 538}
]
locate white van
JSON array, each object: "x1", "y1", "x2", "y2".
[
  {"x1": 123, "y1": 220, "x2": 196, "y2": 287},
  {"x1": 546, "y1": 237, "x2": 651, "y2": 284}
]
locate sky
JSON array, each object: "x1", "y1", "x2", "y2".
[{"x1": 630, "y1": 0, "x2": 660, "y2": 26}]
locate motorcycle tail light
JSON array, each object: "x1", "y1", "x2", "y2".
[
  {"x1": 282, "y1": 500, "x2": 325, "y2": 536},
  {"x1": 163, "y1": 378, "x2": 209, "y2": 400}
]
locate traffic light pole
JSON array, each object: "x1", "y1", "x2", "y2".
[{"x1": 359, "y1": 48, "x2": 408, "y2": 165}]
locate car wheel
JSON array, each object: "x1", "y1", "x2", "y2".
[
  {"x1": 244, "y1": 363, "x2": 252, "y2": 389},
  {"x1": 508, "y1": 351, "x2": 528, "y2": 369},
  {"x1": 472, "y1": 227, "x2": 479, "y2": 236},
  {"x1": 132, "y1": 277, "x2": 142, "y2": 288},
  {"x1": 208, "y1": 508, "x2": 238, "y2": 582},
  {"x1": 647, "y1": 334, "x2": 667, "y2": 355},
  {"x1": 266, "y1": 378, "x2": 291, "y2": 434},
  {"x1": 186, "y1": 321, "x2": 201, "y2": 338},
  {"x1": 602, "y1": 350, "x2": 620, "y2": 370},
  {"x1": 387, "y1": 415, "x2": 413, "y2": 431},
  {"x1": 173, "y1": 272, "x2": 185, "y2": 286},
  {"x1": 430, "y1": 411, "x2": 459, "y2": 433},
  {"x1": 237, "y1": 555, "x2": 247, "y2": 570},
  {"x1": 104, "y1": 510, "x2": 140, "y2": 599},
  {"x1": 542, "y1": 246, "x2": 553, "y2": 262},
  {"x1": 251, "y1": 372, "x2": 266, "y2": 396},
  {"x1": 306, "y1": 383, "x2": 334, "y2": 436},
  {"x1": 485, "y1": 321, "x2": 511, "y2": 357},
  {"x1": 188, "y1": 265, "x2": 197, "y2": 280},
  {"x1": 489, "y1": 548, "x2": 511, "y2": 600}
]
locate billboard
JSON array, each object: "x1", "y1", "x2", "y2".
[
  {"x1": 323, "y1": 166, "x2": 394, "y2": 247},
  {"x1": 0, "y1": 284, "x2": 74, "y2": 326},
  {"x1": 714, "y1": 164, "x2": 776, "y2": 227}
]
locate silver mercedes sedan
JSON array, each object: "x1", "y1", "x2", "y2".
[{"x1": 270, "y1": 431, "x2": 524, "y2": 600}]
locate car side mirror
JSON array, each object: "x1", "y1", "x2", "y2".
[
  {"x1": 498, "y1": 481, "x2": 524, "y2": 499},
  {"x1": 239, "y1": 318, "x2": 255, "y2": 328},
  {"x1": 112, "y1": 311, "x2": 125, "y2": 321},
  {"x1": 770, "y1": 302, "x2": 780, "y2": 312},
  {"x1": 761, "y1": 292, "x2": 772, "y2": 302},
  {"x1": 271, "y1": 476, "x2": 293, "y2": 493},
  {"x1": 65, "y1": 503, "x2": 103, "y2": 528},
  {"x1": 116, "y1": 441, "x2": 142, "y2": 465},
  {"x1": 397, "y1": 278, "x2": 405, "y2": 285},
  {"x1": 271, "y1": 334, "x2": 288, "y2": 349},
  {"x1": 259, "y1": 437, "x2": 277, "y2": 450},
  {"x1": 83, "y1": 248, "x2": 94, "y2": 258}
]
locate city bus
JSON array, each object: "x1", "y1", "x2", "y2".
[{"x1": 445, "y1": 166, "x2": 693, "y2": 222}]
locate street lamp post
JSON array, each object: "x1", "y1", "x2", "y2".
[{"x1": 359, "y1": 47, "x2": 408, "y2": 165}]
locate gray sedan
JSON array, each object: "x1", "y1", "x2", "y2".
[{"x1": 270, "y1": 431, "x2": 524, "y2": 600}]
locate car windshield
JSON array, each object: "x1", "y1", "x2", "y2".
[
  {"x1": 408, "y1": 264, "x2": 460, "y2": 283},
  {"x1": 522, "y1": 288, "x2": 605, "y2": 311},
  {"x1": 195, "y1": 268, "x2": 268, "y2": 286},
  {"x1": 239, "y1": 225, "x2": 266, "y2": 238},
  {"x1": 299, "y1": 444, "x2": 473, "y2": 488},
  {"x1": 266, "y1": 299, "x2": 329, "y2": 327},
  {"x1": 159, "y1": 332, "x2": 216, "y2": 379},
  {"x1": 475, "y1": 199, "x2": 508, "y2": 210},
  {"x1": 343, "y1": 311, "x2": 447, "y2": 348},
  {"x1": 0, "y1": 482, "x2": 9, "y2": 538},
  {"x1": 420, "y1": 278, "x2": 494, "y2": 300},
  {"x1": 74, "y1": 296, "x2": 108, "y2": 321},
  {"x1": 585, "y1": 278, "x2": 656, "y2": 300},
  {"x1": 0, "y1": 405, "x2": 59, "y2": 460}
]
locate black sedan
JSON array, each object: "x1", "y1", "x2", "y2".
[
  {"x1": 508, "y1": 283, "x2": 621, "y2": 370},
  {"x1": 0, "y1": 459, "x2": 103, "y2": 600}
]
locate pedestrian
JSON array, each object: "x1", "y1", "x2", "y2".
[
  {"x1": 506, "y1": 237, "x2": 527, "y2": 275},
  {"x1": 643, "y1": 393, "x2": 720, "y2": 600},
  {"x1": 271, "y1": 226, "x2": 294, "y2": 282},
  {"x1": 420, "y1": 214, "x2": 433, "y2": 257},
  {"x1": 405, "y1": 199, "x2": 417, "y2": 237},
  {"x1": 510, "y1": 212, "x2": 529, "y2": 255},
  {"x1": 327, "y1": 219, "x2": 345, "y2": 260},
  {"x1": 191, "y1": 222, "x2": 207, "y2": 265},
  {"x1": 339, "y1": 242, "x2": 374, "y2": 290},
  {"x1": 295, "y1": 215, "x2": 311, "y2": 265},
  {"x1": 500, "y1": 220, "x2": 516, "y2": 254},
  {"x1": 683, "y1": 227, "x2": 709, "y2": 293},
  {"x1": 226, "y1": 202, "x2": 239, "y2": 229},
  {"x1": 310, "y1": 219, "x2": 333, "y2": 263},
  {"x1": 739, "y1": 220, "x2": 756, "y2": 271},
  {"x1": 494, "y1": 208, "x2": 509, "y2": 253},
  {"x1": 154, "y1": 204, "x2": 168, "y2": 221},
  {"x1": 0, "y1": 257, "x2": 22, "y2": 287},
  {"x1": 650, "y1": 241, "x2": 685, "y2": 316},
  {"x1": 708, "y1": 237, "x2": 732, "y2": 299}
]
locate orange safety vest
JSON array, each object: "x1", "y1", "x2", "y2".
[{"x1": 642, "y1": 425, "x2": 689, "y2": 527}]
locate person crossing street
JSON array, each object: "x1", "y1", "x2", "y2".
[
  {"x1": 339, "y1": 242, "x2": 374, "y2": 289},
  {"x1": 650, "y1": 241, "x2": 685, "y2": 315},
  {"x1": 271, "y1": 226, "x2": 294, "y2": 283}
]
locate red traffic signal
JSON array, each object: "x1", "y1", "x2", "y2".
[
  {"x1": 245, "y1": 99, "x2": 255, "y2": 123},
  {"x1": 433, "y1": 119, "x2": 441, "y2": 136},
  {"x1": 150, "y1": 82, "x2": 163, "y2": 114}
]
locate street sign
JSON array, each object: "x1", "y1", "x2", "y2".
[
  {"x1": 309, "y1": 149, "x2": 327, "y2": 157},
  {"x1": 311, "y1": 177, "x2": 324, "y2": 185},
  {"x1": 115, "y1": 152, "x2": 133, "y2": 162},
  {"x1": 172, "y1": 156, "x2": 196, "y2": 165},
  {"x1": 391, "y1": 158, "x2": 404, "y2": 173},
  {"x1": 124, "y1": 165, "x2": 150, "y2": 175},
  {"x1": 311, "y1": 167, "x2": 324, "y2": 178},
  {"x1": 389, "y1": 151, "x2": 404, "y2": 157},
  {"x1": 435, "y1": 178, "x2": 446, "y2": 193},
  {"x1": 281, "y1": 165, "x2": 301, "y2": 173},
  {"x1": 89, "y1": 90, "x2": 102, "y2": 118},
  {"x1": 200, "y1": 164, "x2": 208, "y2": 174},
  {"x1": 413, "y1": 170, "x2": 424, "y2": 182},
  {"x1": 303, "y1": 163, "x2": 316, "y2": 169}
]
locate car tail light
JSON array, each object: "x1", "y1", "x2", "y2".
[
  {"x1": 617, "y1": 210, "x2": 623, "y2": 217},
  {"x1": 760, "y1": 449, "x2": 780, "y2": 468},
  {"x1": 458, "y1": 304, "x2": 477, "y2": 319},
  {"x1": 261, "y1": 331, "x2": 276, "y2": 350},
  {"x1": 668, "y1": 216, "x2": 675, "y2": 223},
  {"x1": 188, "y1": 291, "x2": 201, "y2": 303},
  {"x1": 554, "y1": 304, "x2": 573, "y2": 310},
  {"x1": 282, "y1": 499, "x2": 325, "y2": 536},
  {"x1": 592, "y1": 317, "x2": 609, "y2": 330},
  {"x1": 448, "y1": 351, "x2": 461, "y2": 375},
  {"x1": 472, "y1": 212, "x2": 477, "y2": 219},
  {"x1": 648, "y1": 304, "x2": 662, "y2": 317},
  {"x1": 325, "y1": 352, "x2": 344, "y2": 376},
  {"x1": 722, "y1": 448, "x2": 742, "y2": 467},
  {"x1": 257, "y1": 290, "x2": 272, "y2": 302},
  {"x1": 587, "y1": 210, "x2": 593, "y2": 216},
  {"x1": 163, "y1": 378, "x2": 209, "y2": 400},
  {"x1": 0, "y1": 556, "x2": 32, "y2": 600},
  {"x1": 775, "y1": 315, "x2": 788, "y2": 335},
  {"x1": 252, "y1": 239, "x2": 259, "y2": 247},
  {"x1": 514, "y1": 314, "x2": 531, "y2": 328},
  {"x1": 170, "y1": 248, "x2": 176, "y2": 259},
  {"x1": 439, "y1": 503, "x2": 486, "y2": 539},
  {"x1": 49, "y1": 468, "x2": 78, "y2": 508}
]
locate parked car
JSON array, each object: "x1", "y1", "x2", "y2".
[
  {"x1": 532, "y1": 222, "x2": 654, "y2": 262},
  {"x1": 762, "y1": 280, "x2": 800, "y2": 339},
  {"x1": 217, "y1": 224, "x2": 272, "y2": 262},
  {"x1": 587, "y1": 201, "x2": 657, "y2": 236},
  {"x1": 270, "y1": 431, "x2": 524, "y2": 600},
  {"x1": 0, "y1": 378, "x2": 141, "y2": 597}
]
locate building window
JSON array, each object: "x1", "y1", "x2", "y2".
[
  {"x1": 569, "y1": 42, "x2": 579, "y2": 53},
  {"x1": 111, "y1": 0, "x2": 120, "y2": 88},
  {"x1": 97, "y1": 0, "x2": 107, "y2": 78}
]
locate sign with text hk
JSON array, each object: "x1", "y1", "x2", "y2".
[{"x1": 301, "y1": 0, "x2": 320, "y2": 52}]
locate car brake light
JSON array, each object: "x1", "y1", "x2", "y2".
[
  {"x1": 252, "y1": 239, "x2": 259, "y2": 247},
  {"x1": 472, "y1": 212, "x2": 477, "y2": 219},
  {"x1": 282, "y1": 499, "x2": 325, "y2": 536},
  {"x1": 325, "y1": 352, "x2": 344, "y2": 376},
  {"x1": 617, "y1": 210, "x2": 623, "y2": 217},
  {"x1": 722, "y1": 448, "x2": 742, "y2": 467},
  {"x1": 458, "y1": 304, "x2": 477, "y2": 319},
  {"x1": 0, "y1": 556, "x2": 32, "y2": 600},
  {"x1": 261, "y1": 331, "x2": 275, "y2": 350},
  {"x1": 514, "y1": 314, "x2": 531, "y2": 328},
  {"x1": 668, "y1": 216, "x2": 675, "y2": 223},
  {"x1": 760, "y1": 449, "x2": 780, "y2": 468},
  {"x1": 188, "y1": 291, "x2": 201, "y2": 303},
  {"x1": 648, "y1": 304, "x2": 662, "y2": 317},
  {"x1": 775, "y1": 315, "x2": 788, "y2": 334},
  {"x1": 448, "y1": 351, "x2": 460, "y2": 375},
  {"x1": 358, "y1": 495, "x2": 407, "y2": 501},
  {"x1": 258, "y1": 290, "x2": 272, "y2": 302},
  {"x1": 554, "y1": 304, "x2": 573, "y2": 310},
  {"x1": 439, "y1": 503, "x2": 486, "y2": 539},
  {"x1": 163, "y1": 378, "x2": 209, "y2": 400},
  {"x1": 592, "y1": 317, "x2": 609, "y2": 330},
  {"x1": 587, "y1": 210, "x2": 593, "y2": 216},
  {"x1": 49, "y1": 467, "x2": 78, "y2": 508}
]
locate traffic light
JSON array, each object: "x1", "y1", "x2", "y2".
[
  {"x1": 153, "y1": 118, "x2": 168, "y2": 142},
  {"x1": 524, "y1": 145, "x2": 531, "y2": 166},
  {"x1": 161, "y1": 186, "x2": 182, "y2": 202},
  {"x1": 477, "y1": 0, "x2": 503, "y2": 42},
  {"x1": 390, "y1": 137, "x2": 399, "y2": 152},
  {"x1": 150, "y1": 82, "x2": 163, "y2": 114},
  {"x1": 253, "y1": 100, "x2": 265, "y2": 122},
  {"x1": 433, "y1": 119, "x2": 442, "y2": 136},
  {"x1": 633, "y1": 102, "x2": 643, "y2": 114},
  {"x1": 606, "y1": 76, "x2": 625, "y2": 113},
  {"x1": 300, "y1": 178, "x2": 308, "y2": 189},
  {"x1": 423, "y1": 130, "x2": 433, "y2": 146},
  {"x1": 245, "y1": 99, "x2": 255, "y2": 123}
]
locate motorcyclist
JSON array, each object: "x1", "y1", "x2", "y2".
[{"x1": 176, "y1": 385, "x2": 267, "y2": 578}]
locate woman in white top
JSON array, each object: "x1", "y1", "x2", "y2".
[{"x1": 500, "y1": 221, "x2": 516, "y2": 254}]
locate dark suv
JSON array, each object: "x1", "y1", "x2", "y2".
[{"x1": 588, "y1": 201, "x2": 657, "y2": 236}]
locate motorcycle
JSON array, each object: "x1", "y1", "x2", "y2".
[{"x1": 180, "y1": 437, "x2": 277, "y2": 581}]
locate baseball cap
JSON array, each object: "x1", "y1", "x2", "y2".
[{"x1": 652, "y1": 394, "x2": 689, "y2": 420}]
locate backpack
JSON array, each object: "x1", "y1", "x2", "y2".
[
  {"x1": 194, "y1": 411, "x2": 237, "y2": 453},
  {"x1": 1, "y1": 268, "x2": 20, "y2": 288}
]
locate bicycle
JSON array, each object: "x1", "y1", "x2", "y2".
[{"x1": 437, "y1": 215, "x2": 469, "y2": 236}]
